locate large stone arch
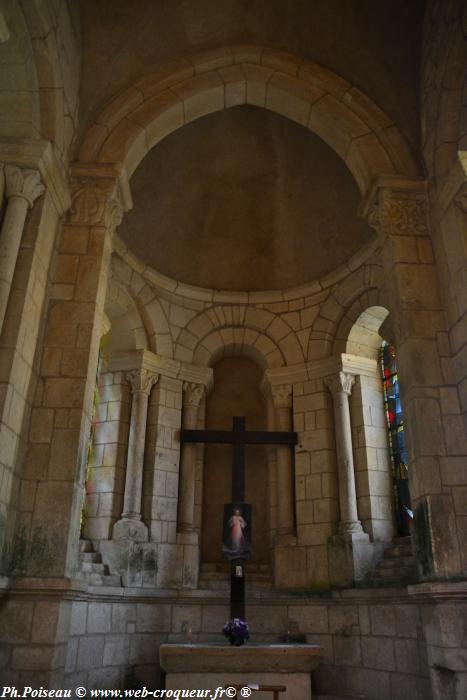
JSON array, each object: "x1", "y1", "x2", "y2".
[
  {"x1": 181, "y1": 304, "x2": 303, "y2": 368},
  {"x1": 308, "y1": 261, "x2": 385, "y2": 361},
  {"x1": 192, "y1": 326, "x2": 286, "y2": 370},
  {"x1": 0, "y1": 0, "x2": 80, "y2": 160},
  {"x1": 78, "y1": 45, "x2": 420, "y2": 197}
]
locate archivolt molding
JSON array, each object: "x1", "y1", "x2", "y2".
[
  {"x1": 112, "y1": 231, "x2": 381, "y2": 308},
  {"x1": 181, "y1": 305, "x2": 304, "y2": 368},
  {"x1": 110, "y1": 255, "x2": 173, "y2": 358},
  {"x1": 78, "y1": 45, "x2": 419, "y2": 198},
  {"x1": 307, "y1": 261, "x2": 385, "y2": 362},
  {"x1": 332, "y1": 289, "x2": 385, "y2": 357},
  {"x1": 191, "y1": 326, "x2": 287, "y2": 370}
]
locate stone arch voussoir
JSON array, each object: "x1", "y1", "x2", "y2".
[
  {"x1": 191, "y1": 326, "x2": 286, "y2": 370},
  {"x1": 110, "y1": 256, "x2": 172, "y2": 356},
  {"x1": 105, "y1": 277, "x2": 149, "y2": 352},
  {"x1": 333, "y1": 289, "x2": 386, "y2": 357},
  {"x1": 78, "y1": 45, "x2": 420, "y2": 197}
]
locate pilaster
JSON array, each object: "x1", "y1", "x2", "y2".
[{"x1": 362, "y1": 176, "x2": 464, "y2": 580}]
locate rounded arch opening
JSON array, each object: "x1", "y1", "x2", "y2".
[
  {"x1": 200, "y1": 354, "x2": 272, "y2": 572},
  {"x1": 346, "y1": 305, "x2": 390, "y2": 360},
  {"x1": 78, "y1": 46, "x2": 419, "y2": 200}
]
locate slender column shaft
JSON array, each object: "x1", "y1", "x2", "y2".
[
  {"x1": 271, "y1": 385, "x2": 295, "y2": 536},
  {"x1": 0, "y1": 165, "x2": 44, "y2": 331},
  {"x1": 325, "y1": 372, "x2": 363, "y2": 535},
  {"x1": 178, "y1": 382, "x2": 204, "y2": 532},
  {"x1": 114, "y1": 369, "x2": 158, "y2": 541}
]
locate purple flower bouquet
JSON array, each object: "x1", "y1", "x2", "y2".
[{"x1": 223, "y1": 617, "x2": 250, "y2": 646}]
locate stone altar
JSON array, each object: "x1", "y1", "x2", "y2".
[{"x1": 159, "y1": 643, "x2": 323, "y2": 699}]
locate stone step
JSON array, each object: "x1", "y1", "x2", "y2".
[
  {"x1": 371, "y1": 567, "x2": 417, "y2": 583},
  {"x1": 79, "y1": 539, "x2": 94, "y2": 553},
  {"x1": 81, "y1": 561, "x2": 106, "y2": 574},
  {"x1": 379, "y1": 555, "x2": 414, "y2": 569},
  {"x1": 80, "y1": 552, "x2": 102, "y2": 563},
  {"x1": 384, "y1": 544, "x2": 412, "y2": 558}
]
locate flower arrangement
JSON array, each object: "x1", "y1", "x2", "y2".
[{"x1": 223, "y1": 618, "x2": 250, "y2": 646}]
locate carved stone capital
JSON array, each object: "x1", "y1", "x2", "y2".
[
  {"x1": 4, "y1": 164, "x2": 44, "y2": 208},
  {"x1": 70, "y1": 178, "x2": 124, "y2": 230},
  {"x1": 183, "y1": 381, "x2": 205, "y2": 407},
  {"x1": 325, "y1": 371, "x2": 355, "y2": 396},
  {"x1": 101, "y1": 312, "x2": 111, "y2": 338},
  {"x1": 126, "y1": 368, "x2": 159, "y2": 395},
  {"x1": 271, "y1": 384, "x2": 293, "y2": 409},
  {"x1": 367, "y1": 188, "x2": 429, "y2": 238}
]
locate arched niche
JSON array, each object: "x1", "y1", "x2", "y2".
[
  {"x1": 345, "y1": 305, "x2": 396, "y2": 542},
  {"x1": 103, "y1": 278, "x2": 149, "y2": 357},
  {"x1": 201, "y1": 355, "x2": 271, "y2": 569},
  {"x1": 346, "y1": 305, "x2": 390, "y2": 360}
]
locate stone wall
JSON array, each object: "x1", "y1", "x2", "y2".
[
  {"x1": 1, "y1": 588, "x2": 439, "y2": 700},
  {"x1": 421, "y1": 0, "x2": 467, "y2": 580}
]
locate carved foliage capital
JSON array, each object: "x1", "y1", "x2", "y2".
[
  {"x1": 4, "y1": 164, "x2": 44, "y2": 208},
  {"x1": 367, "y1": 190, "x2": 429, "y2": 238},
  {"x1": 183, "y1": 382, "x2": 205, "y2": 407},
  {"x1": 325, "y1": 371, "x2": 355, "y2": 397},
  {"x1": 70, "y1": 178, "x2": 124, "y2": 230},
  {"x1": 271, "y1": 384, "x2": 293, "y2": 409},
  {"x1": 126, "y1": 368, "x2": 159, "y2": 396}
]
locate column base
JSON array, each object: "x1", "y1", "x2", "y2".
[
  {"x1": 337, "y1": 520, "x2": 367, "y2": 540},
  {"x1": 329, "y1": 527, "x2": 376, "y2": 587},
  {"x1": 112, "y1": 517, "x2": 148, "y2": 542}
]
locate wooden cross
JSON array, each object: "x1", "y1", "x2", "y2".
[{"x1": 181, "y1": 416, "x2": 297, "y2": 619}]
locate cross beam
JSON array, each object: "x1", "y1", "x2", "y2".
[{"x1": 180, "y1": 416, "x2": 297, "y2": 620}]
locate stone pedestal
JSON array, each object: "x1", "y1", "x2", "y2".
[
  {"x1": 329, "y1": 532, "x2": 379, "y2": 588},
  {"x1": 160, "y1": 643, "x2": 323, "y2": 700}
]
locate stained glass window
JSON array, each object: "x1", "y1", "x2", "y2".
[{"x1": 380, "y1": 341, "x2": 412, "y2": 536}]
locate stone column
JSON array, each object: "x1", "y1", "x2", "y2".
[
  {"x1": 325, "y1": 371, "x2": 366, "y2": 539},
  {"x1": 113, "y1": 368, "x2": 159, "y2": 542},
  {"x1": 271, "y1": 384, "x2": 295, "y2": 539},
  {"x1": 0, "y1": 164, "x2": 44, "y2": 331},
  {"x1": 178, "y1": 381, "x2": 205, "y2": 533}
]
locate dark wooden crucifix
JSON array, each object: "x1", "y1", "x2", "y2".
[{"x1": 181, "y1": 416, "x2": 297, "y2": 620}]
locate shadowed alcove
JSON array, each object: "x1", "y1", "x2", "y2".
[{"x1": 201, "y1": 356, "x2": 270, "y2": 566}]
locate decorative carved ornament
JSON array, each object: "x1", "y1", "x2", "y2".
[
  {"x1": 183, "y1": 381, "x2": 205, "y2": 407},
  {"x1": 367, "y1": 191, "x2": 428, "y2": 237},
  {"x1": 325, "y1": 371, "x2": 355, "y2": 396},
  {"x1": 271, "y1": 384, "x2": 293, "y2": 409},
  {"x1": 4, "y1": 164, "x2": 44, "y2": 208},
  {"x1": 70, "y1": 179, "x2": 124, "y2": 230},
  {"x1": 126, "y1": 368, "x2": 159, "y2": 395}
]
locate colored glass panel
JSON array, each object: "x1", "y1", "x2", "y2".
[{"x1": 380, "y1": 341, "x2": 411, "y2": 536}]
